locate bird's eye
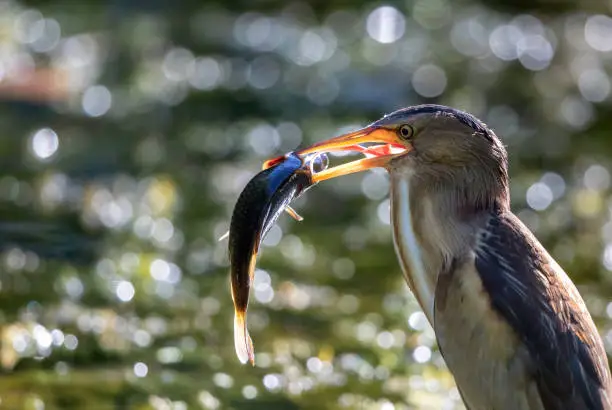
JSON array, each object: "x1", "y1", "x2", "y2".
[{"x1": 398, "y1": 124, "x2": 413, "y2": 140}]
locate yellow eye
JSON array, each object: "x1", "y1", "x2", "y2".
[{"x1": 398, "y1": 124, "x2": 413, "y2": 140}]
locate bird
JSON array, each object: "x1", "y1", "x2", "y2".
[{"x1": 292, "y1": 104, "x2": 612, "y2": 409}]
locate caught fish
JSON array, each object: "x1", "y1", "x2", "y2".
[{"x1": 228, "y1": 152, "x2": 328, "y2": 365}]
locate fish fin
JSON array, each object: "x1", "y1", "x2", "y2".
[
  {"x1": 262, "y1": 154, "x2": 286, "y2": 170},
  {"x1": 234, "y1": 312, "x2": 255, "y2": 365},
  {"x1": 285, "y1": 206, "x2": 304, "y2": 222},
  {"x1": 218, "y1": 230, "x2": 229, "y2": 241}
]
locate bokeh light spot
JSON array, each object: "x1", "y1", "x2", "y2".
[
  {"x1": 116, "y1": 281, "x2": 135, "y2": 302},
  {"x1": 263, "y1": 374, "x2": 282, "y2": 392},
  {"x1": 526, "y1": 182, "x2": 553, "y2": 211},
  {"x1": 30, "y1": 128, "x2": 59, "y2": 160},
  {"x1": 82, "y1": 85, "x2": 112, "y2": 117},
  {"x1": 578, "y1": 69, "x2": 610, "y2": 103},
  {"x1": 366, "y1": 6, "x2": 405, "y2": 44},
  {"x1": 248, "y1": 123, "x2": 281, "y2": 157},
  {"x1": 361, "y1": 172, "x2": 389, "y2": 200},
  {"x1": 413, "y1": 346, "x2": 432, "y2": 363},
  {"x1": 242, "y1": 385, "x2": 258, "y2": 399},
  {"x1": 517, "y1": 35, "x2": 553, "y2": 71},
  {"x1": 133, "y1": 362, "x2": 148, "y2": 377},
  {"x1": 189, "y1": 57, "x2": 223, "y2": 90},
  {"x1": 412, "y1": 64, "x2": 447, "y2": 98},
  {"x1": 489, "y1": 25, "x2": 522, "y2": 61},
  {"x1": 540, "y1": 172, "x2": 566, "y2": 199},
  {"x1": 64, "y1": 334, "x2": 78, "y2": 350},
  {"x1": 584, "y1": 165, "x2": 610, "y2": 191},
  {"x1": 585, "y1": 15, "x2": 612, "y2": 52},
  {"x1": 603, "y1": 244, "x2": 612, "y2": 271},
  {"x1": 213, "y1": 372, "x2": 234, "y2": 389}
]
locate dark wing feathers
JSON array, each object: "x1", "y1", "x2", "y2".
[{"x1": 474, "y1": 212, "x2": 612, "y2": 410}]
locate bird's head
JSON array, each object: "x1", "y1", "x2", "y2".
[{"x1": 297, "y1": 104, "x2": 510, "y2": 216}]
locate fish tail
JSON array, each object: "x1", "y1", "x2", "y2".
[{"x1": 234, "y1": 311, "x2": 255, "y2": 365}]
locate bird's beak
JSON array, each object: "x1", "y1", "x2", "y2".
[{"x1": 296, "y1": 126, "x2": 410, "y2": 183}]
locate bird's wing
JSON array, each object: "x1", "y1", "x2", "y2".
[{"x1": 474, "y1": 212, "x2": 612, "y2": 410}]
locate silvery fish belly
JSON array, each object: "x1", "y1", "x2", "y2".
[{"x1": 228, "y1": 152, "x2": 327, "y2": 365}]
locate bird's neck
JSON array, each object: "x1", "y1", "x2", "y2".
[{"x1": 389, "y1": 171, "x2": 508, "y2": 323}]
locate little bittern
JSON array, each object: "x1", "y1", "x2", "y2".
[{"x1": 295, "y1": 105, "x2": 612, "y2": 409}]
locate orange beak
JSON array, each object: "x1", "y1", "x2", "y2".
[{"x1": 296, "y1": 126, "x2": 410, "y2": 183}]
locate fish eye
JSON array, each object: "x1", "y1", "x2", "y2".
[
  {"x1": 398, "y1": 124, "x2": 414, "y2": 140},
  {"x1": 310, "y1": 153, "x2": 329, "y2": 174}
]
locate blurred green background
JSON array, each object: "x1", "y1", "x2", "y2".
[{"x1": 1, "y1": 0, "x2": 612, "y2": 409}]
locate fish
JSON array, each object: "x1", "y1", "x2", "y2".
[{"x1": 228, "y1": 152, "x2": 328, "y2": 365}]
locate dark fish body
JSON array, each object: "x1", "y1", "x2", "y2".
[
  {"x1": 229, "y1": 154, "x2": 311, "y2": 309},
  {"x1": 228, "y1": 152, "x2": 320, "y2": 364}
]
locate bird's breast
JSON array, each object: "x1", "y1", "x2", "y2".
[{"x1": 433, "y1": 253, "x2": 544, "y2": 410}]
